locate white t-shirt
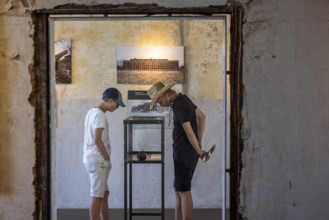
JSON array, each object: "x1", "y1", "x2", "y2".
[{"x1": 83, "y1": 107, "x2": 111, "y2": 163}]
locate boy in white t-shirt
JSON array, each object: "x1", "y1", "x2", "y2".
[{"x1": 83, "y1": 88, "x2": 125, "y2": 220}]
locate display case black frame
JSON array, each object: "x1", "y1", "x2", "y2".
[{"x1": 123, "y1": 116, "x2": 165, "y2": 220}]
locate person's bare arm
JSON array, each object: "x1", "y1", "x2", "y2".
[
  {"x1": 195, "y1": 107, "x2": 206, "y2": 148},
  {"x1": 182, "y1": 122, "x2": 207, "y2": 158},
  {"x1": 94, "y1": 127, "x2": 110, "y2": 161}
]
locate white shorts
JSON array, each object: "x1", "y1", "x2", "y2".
[{"x1": 84, "y1": 160, "x2": 112, "y2": 198}]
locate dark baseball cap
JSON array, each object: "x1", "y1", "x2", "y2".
[{"x1": 103, "y1": 88, "x2": 126, "y2": 107}]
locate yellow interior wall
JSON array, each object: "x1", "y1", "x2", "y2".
[{"x1": 54, "y1": 18, "x2": 224, "y2": 100}]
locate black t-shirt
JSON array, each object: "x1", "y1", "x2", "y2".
[{"x1": 172, "y1": 94, "x2": 199, "y2": 169}]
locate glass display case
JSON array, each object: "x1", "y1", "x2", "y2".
[{"x1": 123, "y1": 116, "x2": 165, "y2": 220}]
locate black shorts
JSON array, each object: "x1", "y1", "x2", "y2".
[{"x1": 173, "y1": 149, "x2": 199, "y2": 192}]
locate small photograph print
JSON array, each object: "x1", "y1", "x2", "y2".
[
  {"x1": 117, "y1": 46, "x2": 184, "y2": 84},
  {"x1": 55, "y1": 39, "x2": 72, "y2": 84},
  {"x1": 127, "y1": 90, "x2": 172, "y2": 128}
]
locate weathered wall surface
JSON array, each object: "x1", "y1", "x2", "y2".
[
  {"x1": 1, "y1": 0, "x2": 329, "y2": 219},
  {"x1": 240, "y1": 0, "x2": 329, "y2": 219},
  {"x1": 0, "y1": 2, "x2": 35, "y2": 220}
]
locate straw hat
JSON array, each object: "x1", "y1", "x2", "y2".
[{"x1": 147, "y1": 81, "x2": 175, "y2": 108}]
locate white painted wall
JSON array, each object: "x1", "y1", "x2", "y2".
[{"x1": 56, "y1": 99, "x2": 223, "y2": 208}]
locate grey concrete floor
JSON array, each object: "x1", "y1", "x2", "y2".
[{"x1": 57, "y1": 209, "x2": 228, "y2": 220}]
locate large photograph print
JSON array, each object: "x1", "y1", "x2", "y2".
[
  {"x1": 117, "y1": 46, "x2": 184, "y2": 84},
  {"x1": 55, "y1": 39, "x2": 72, "y2": 84}
]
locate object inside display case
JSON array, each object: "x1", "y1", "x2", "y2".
[{"x1": 124, "y1": 116, "x2": 164, "y2": 163}]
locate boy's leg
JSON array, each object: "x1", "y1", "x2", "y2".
[
  {"x1": 85, "y1": 161, "x2": 111, "y2": 220},
  {"x1": 180, "y1": 191, "x2": 193, "y2": 220},
  {"x1": 100, "y1": 160, "x2": 111, "y2": 220},
  {"x1": 175, "y1": 192, "x2": 183, "y2": 220},
  {"x1": 90, "y1": 197, "x2": 102, "y2": 220},
  {"x1": 100, "y1": 191, "x2": 109, "y2": 220}
]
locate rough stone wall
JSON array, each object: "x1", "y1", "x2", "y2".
[
  {"x1": 240, "y1": 0, "x2": 329, "y2": 219},
  {"x1": 0, "y1": 1, "x2": 35, "y2": 220}
]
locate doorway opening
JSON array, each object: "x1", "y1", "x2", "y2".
[{"x1": 32, "y1": 4, "x2": 243, "y2": 220}]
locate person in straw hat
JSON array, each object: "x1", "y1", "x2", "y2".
[{"x1": 148, "y1": 81, "x2": 209, "y2": 220}]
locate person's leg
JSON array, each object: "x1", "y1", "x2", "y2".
[
  {"x1": 174, "y1": 158, "x2": 193, "y2": 220},
  {"x1": 85, "y1": 161, "x2": 110, "y2": 220},
  {"x1": 175, "y1": 192, "x2": 183, "y2": 220},
  {"x1": 90, "y1": 197, "x2": 102, "y2": 220},
  {"x1": 100, "y1": 191, "x2": 109, "y2": 220},
  {"x1": 179, "y1": 191, "x2": 193, "y2": 220},
  {"x1": 100, "y1": 160, "x2": 111, "y2": 220},
  {"x1": 85, "y1": 162, "x2": 102, "y2": 220}
]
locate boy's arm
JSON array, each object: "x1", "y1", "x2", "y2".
[
  {"x1": 195, "y1": 107, "x2": 206, "y2": 147},
  {"x1": 182, "y1": 122, "x2": 207, "y2": 159},
  {"x1": 94, "y1": 127, "x2": 110, "y2": 161}
]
